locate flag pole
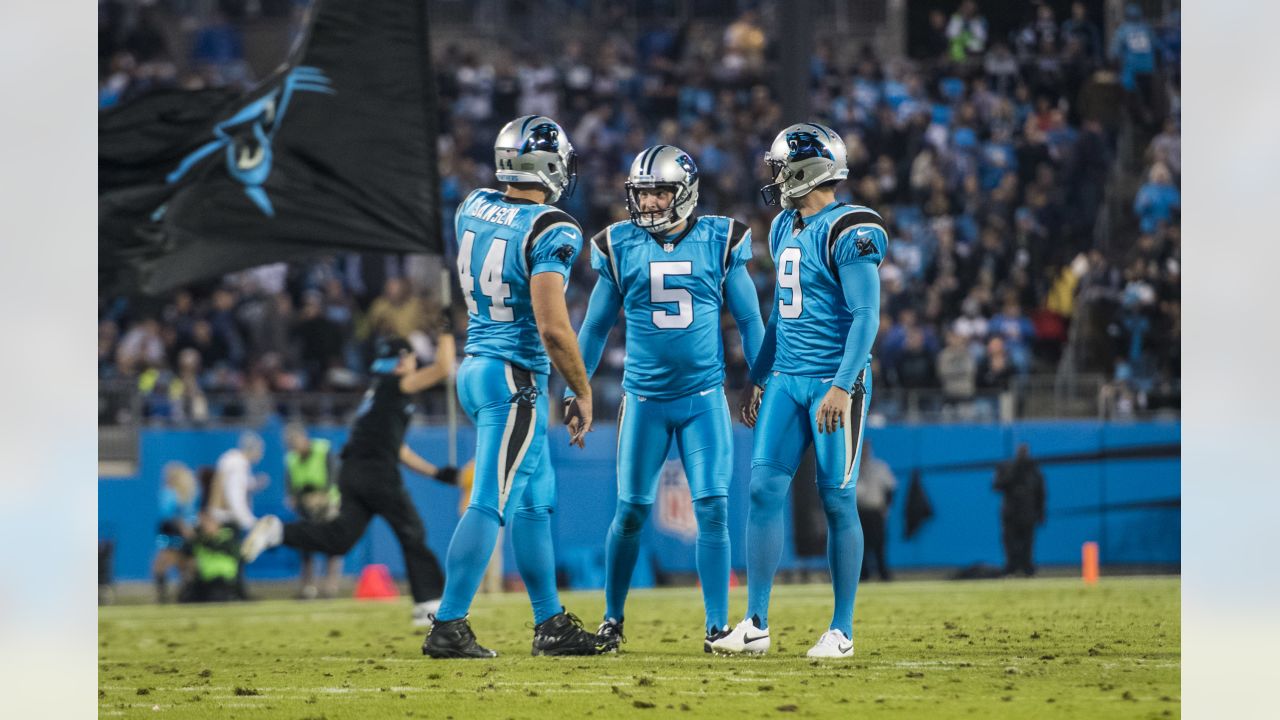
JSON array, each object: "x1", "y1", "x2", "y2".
[{"x1": 441, "y1": 266, "x2": 458, "y2": 467}]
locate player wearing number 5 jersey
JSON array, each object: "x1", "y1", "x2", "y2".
[
  {"x1": 423, "y1": 115, "x2": 601, "y2": 659},
  {"x1": 712, "y1": 122, "x2": 887, "y2": 660},
  {"x1": 563, "y1": 145, "x2": 765, "y2": 654}
]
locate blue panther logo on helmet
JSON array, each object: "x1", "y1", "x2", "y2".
[
  {"x1": 521, "y1": 123, "x2": 561, "y2": 154},
  {"x1": 785, "y1": 130, "x2": 834, "y2": 162},
  {"x1": 165, "y1": 66, "x2": 335, "y2": 217},
  {"x1": 674, "y1": 153, "x2": 699, "y2": 180}
]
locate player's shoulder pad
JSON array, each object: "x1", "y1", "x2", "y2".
[
  {"x1": 529, "y1": 208, "x2": 582, "y2": 242},
  {"x1": 827, "y1": 205, "x2": 886, "y2": 262},
  {"x1": 714, "y1": 215, "x2": 751, "y2": 270},
  {"x1": 594, "y1": 220, "x2": 637, "y2": 256},
  {"x1": 525, "y1": 208, "x2": 582, "y2": 265}
]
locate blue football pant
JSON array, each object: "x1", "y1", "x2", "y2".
[
  {"x1": 745, "y1": 370, "x2": 870, "y2": 638},
  {"x1": 436, "y1": 356, "x2": 561, "y2": 625},
  {"x1": 605, "y1": 387, "x2": 733, "y2": 633}
]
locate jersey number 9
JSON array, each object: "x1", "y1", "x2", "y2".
[{"x1": 778, "y1": 246, "x2": 804, "y2": 319}]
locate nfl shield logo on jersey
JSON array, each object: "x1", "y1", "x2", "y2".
[{"x1": 655, "y1": 460, "x2": 697, "y2": 542}]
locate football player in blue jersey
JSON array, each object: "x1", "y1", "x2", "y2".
[
  {"x1": 711, "y1": 123, "x2": 887, "y2": 659},
  {"x1": 563, "y1": 145, "x2": 765, "y2": 654},
  {"x1": 422, "y1": 115, "x2": 602, "y2": 659}
]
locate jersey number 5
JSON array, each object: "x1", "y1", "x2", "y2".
[
  {"x1": 649, "y1": 261, "x2": 694, "y2": 329},
  {"x1": 458, "y1": 230, "x2": 513, "y2": 322},
  {"x1": 778, "y1": 246, "x2": 803, "y2": 318}
]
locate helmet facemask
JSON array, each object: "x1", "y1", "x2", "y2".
[
  {"x1": 626, "y1": 181, "x2": 693, "y2": 234},
  {"x1": 760, "y1": 156, "x2": 791, "y2": 207}
]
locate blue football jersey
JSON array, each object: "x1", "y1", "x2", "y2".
[
  {"x1": 456, "y1": 188, "x2": 583, "y2": 374},
  {"x1": 591, "y1": 215, "x2": 752, "y2": 400},
  {"x1": 768, "y1": 203, "x2": 887, "y2": 378}
]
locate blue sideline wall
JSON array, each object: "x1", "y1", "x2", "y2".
[{"x1": 99, "y1": 420, "x2": 1179, "y2": 585}]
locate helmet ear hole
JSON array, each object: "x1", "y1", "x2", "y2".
[
  {"x1": 549, "y1": 163, "x2": 557, "y2": 172},
  {"x1": 795, "y1": 169, "x2": 806, "y2": 181}
]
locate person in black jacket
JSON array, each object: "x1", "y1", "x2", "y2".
[
  {"x1": 242, "y1": 334, "x2": 458, "y2": 626},
  {"x1": 993, "y1": 443, "x2": 1046, "y2": 576}
]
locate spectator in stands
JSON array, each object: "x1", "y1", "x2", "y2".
[
  {"x1": 946, "y1": 1, "x2": 988, "y2": 62},
  {"x1": 1060, "y1": 1, "x2": 1102, "y2": 65},
  {"x1": 293, "y1": 290, "x2": 345, "y2": 391},
  {"x1": 209, "y1": 286, "x2": 247, "y2": 367},
  {"x1": 116, "y1": 316, "x2": 166, "y2": 373},
  {"x1": 977, "y1": 336, "x2": 1015, "y2": 392},
  {"x1": 1110, "y1": 3, "x2": 1160, "y2": 131},
  {"x1": 171, "y1": 348, "x2": 210, "y2": 424},
  {"x1": 988, "y1": 297, "x2": 1036, "y2": 372},
  {"x1": 936, "y1": 330, "x2": 977, "y2": 408},
  {"x1": 1147, "y1": 118, "x2": 1181, "y2": 178},
  {"x1": 892, "y1": 327, "x2": 939, "y2": 391},
  {"x1": 1134, "y1": 163, "x2": 1180, "y2": 235},
  {"x1": 722, "y1": 9, "x2": 766, "y2": 82},
  {"x1": 366, "y1": 277, "x2": 426, "y2": 340},
  {"x1": 99, "y1": 319, "x2": 120, "y2": 378},
  {"x1": 922, "y1": 9, "x2": 950, "y2": 62},
  {"x1": 856, "y1": 440, "x2": 897, "y2": 582},
  {"x1": 518, "y1": 51, "x2": 560, "y2": 119},
  {"x1": 993, "y1": 443, "x2": 1046, "y2": 577}
]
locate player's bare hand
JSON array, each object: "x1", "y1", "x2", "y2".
[
  {"x1": 566, "y1": 394, "x2": 593, "y2": 448},
  {"x1": 816, "y1": 386, "x2": 850, "y2": 434},
  {"x1": 739, "y1": 384, "x2": 763, "y2": 428}
]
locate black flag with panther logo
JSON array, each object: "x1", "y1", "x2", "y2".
[{"x1": 99, "y1": 0, "x2": 441, "y2": 296}]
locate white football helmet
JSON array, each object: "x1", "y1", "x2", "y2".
[
  {"x1": 493, "y1": 115, "x2": 577, "y2": 203},
  {"x1": 760, "y1": 122, "x2": 849, "y2": 209},
  {"x1": 625, "y1": 144, "x2": 700, "y2": 234}
]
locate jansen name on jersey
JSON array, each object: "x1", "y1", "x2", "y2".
[{"x1": 456, "y1": 188, "x2": 583, "y2": 374}]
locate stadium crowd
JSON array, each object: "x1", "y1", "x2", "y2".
[{"x1": 98, "y1": 1, "x2": 1180, "y2": 423}]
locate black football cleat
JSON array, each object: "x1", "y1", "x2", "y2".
[
  {"x1": 704, "y1": 625, "x2": 732, "y2": 654},
  {"x1": 422, "y1": 616, "x2": 497, "y2": 659},
  {"x1": 596, "y1": 618, "x2": 625, "y2": 654},
  {"x1": 531, "y1": 609, "x2": 600, "y2": 656}
]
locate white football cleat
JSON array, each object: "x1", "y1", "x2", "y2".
[
  {"x1": 240, "y1": 515, "x2": 283, "y2": 562},
  {"x1": 709, "y1": 617, "x2": 771, "y2": 655},
  {"x1": 412, "y1": 599, "x2": 441, "y2": 628},
  {"x1": 806, "y1": 629, "x2": 854, "y2": 658}
]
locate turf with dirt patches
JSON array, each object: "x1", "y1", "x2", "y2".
[{"x1": 98, "y1": 576, "x2": 1179, "y2": 719}]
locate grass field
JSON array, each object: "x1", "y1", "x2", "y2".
[{"x1": 99, "y1": 577, "x2": 1179, "y2": 719}]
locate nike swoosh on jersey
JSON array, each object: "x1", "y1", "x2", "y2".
[
  {"x1": 821, "y1": 378, "x2": 834, "y2": 384},
  {"x1": 699, "y1": 388, "x2": 716, "y2": 396}
]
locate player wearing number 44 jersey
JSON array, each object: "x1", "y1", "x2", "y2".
[
  {"x1": 423, "y1": 115, "x2": 601, "y2": 659},
  {"x1": 711, "y1": 122, "x2": 887, "y2": 660},
  {"x1": 564, "y1": 145, "x2": 765, "y2": 654}
]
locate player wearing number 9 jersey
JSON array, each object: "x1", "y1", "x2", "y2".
[
  {"x1": 564, "y1": 145, "x2": 765, "y2": 654},
  {"x1": 711, "y1": 122, "x2": 887, "y2": 660},
  {"x1": 424, "y1": 115, "x2": 601, "y2": 660}
]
